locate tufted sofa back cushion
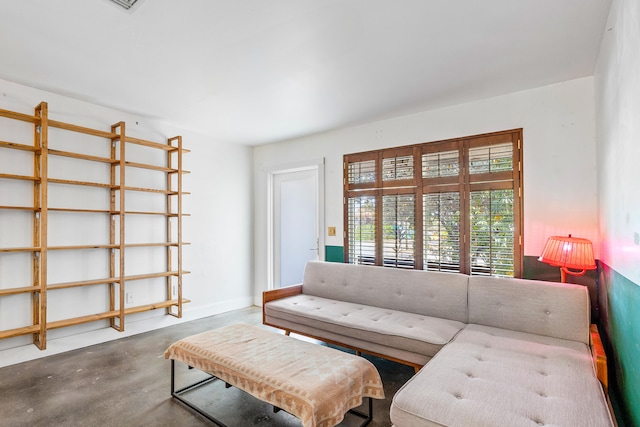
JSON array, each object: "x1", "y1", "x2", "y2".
[
  {"x1": 302, "y1": 261, "x2": 469, "y2": 323},
  {"x1": 468, "y1": 276, "x2": 590, "y2": 344}
]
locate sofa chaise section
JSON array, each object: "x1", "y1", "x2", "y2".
[{"x1": 390, "y1": 276, "x2": 614, "y2": 427}]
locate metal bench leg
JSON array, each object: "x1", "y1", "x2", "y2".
[{"x1": 348, "y1": 397, "x2": 373, "y2": 426}]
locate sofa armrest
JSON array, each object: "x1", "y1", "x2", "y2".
[
  {"x1": 590, "y1": 324, "x2": 608, "y2": 393},
  {"x1": 262, "y1": 285, "x2": 303, "y2": 324}
]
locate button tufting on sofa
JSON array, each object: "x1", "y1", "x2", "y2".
[{"x1": 263, "y1": 261, "x2": 614, "y2": 427}]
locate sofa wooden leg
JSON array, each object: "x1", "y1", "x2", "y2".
[{"x1": 285, "y1": 330, "x2": 291, "y2": 336}]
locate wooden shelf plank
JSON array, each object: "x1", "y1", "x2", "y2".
[
  {"x1": 48, "y1": 178, "x2": 117, "y2": 189},
  {"x1": 124, "y1": 242, "x2": 179, "y2": 248},
  {"x1": 0, "y1": 108, "x2": 38, "y2": 123},
  {"x1": 0, "y1": 286, "x2": 40, "y2": 297},
  {"x1": 125, "y1": 210, "x2": 174, "y2": 216},
  {"x1": 0, "y1": 173, "x2": 39, "y2": 182},
  {"x1": 125, "y1": 136, "x2": 174, "y2": 151},
  {"x1": 0, "y1": 205, "x2": 39, "y2": 211},
  {"x1": 0, "y1": 246, "x2": 40, "y2": 253},
  {"x1": 48, "y1": 149, "x2": 117, "y2": 164},
  {"x1": 124, "y1": 298, "x2": 190, "y2": 315},
  {"x1": 123, "y1": 185, "x2": 175, "y2": 194},
  {"x1": 0, "y1": 300, "x2": 189, "y2": 337},
  {"x1": 47, "y1": 244, "x2": 120, "y2": 251},
  {"x1": 123, "y1": 241, "x2": 190, "y2": 247},
  {"x1": 119, "y1": 209, "x2": 191, "y2": 218},
  {"x1": 0, "y1": 324, "x2": 40, "y2": 340},
  {"x1": 124, "y1": 161, "x2": 175, "y2": 173},
  {"x1": 48, "y1": 277, "x2": 120, "y2": 290},
  {"x1": 0, "y1": 140, "x2": 40, "y2": 152},
  {"x1": 124, "y1": 271, "x2": 190, "y2": 281},
  {"x1": 48, "y1": 207, "x2": 115, "y2": 214},
  {"x1": 47, "y1": 311, "x2": 120, "y2": 330},
  {"x1": 49, "y1": 119, "x2": 116, "y2": 140},
  {"x1": 169, "y1": 147, "x2": 191, "y2": 154}
]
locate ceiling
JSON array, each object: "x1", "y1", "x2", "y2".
[{"x1": 0, "y1": 0, "x2": 611, "y2": 146}]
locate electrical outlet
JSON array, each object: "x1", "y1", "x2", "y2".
[
  {"x1": 126, "y1": 292, "x2": 134, "y2": 304},
  {"x1": 328, "y1": 226, "x2": 336, "y2": 237},
  {"x1": 172, "y1": 284, "x2": 177, "y2": 296}
]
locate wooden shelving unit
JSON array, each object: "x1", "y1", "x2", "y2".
[{"x1": 0, "y1": 102, "x2": 189, "y2": 350}]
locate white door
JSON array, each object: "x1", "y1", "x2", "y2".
[{"x1": 273, "y1": 168, "x2": 321, "y2": 287}]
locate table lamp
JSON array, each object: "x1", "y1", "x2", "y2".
[{"x1": 538, "y1": 234, "x2": 596, "y2": 283}]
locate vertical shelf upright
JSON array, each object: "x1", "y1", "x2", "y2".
[
  {"x1": 167, "y1": 136, "x2": 184, "y2": 318},
  {"x1": 110, "y1": 122, "x2": 126, "y2": 332},
  {"x1": 33, "y1": 102, "x2": 48, "y2": 349}
]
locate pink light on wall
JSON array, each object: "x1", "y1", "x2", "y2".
[{"x1": 538, "y1": 234, "x2": 596, "y2": 282}]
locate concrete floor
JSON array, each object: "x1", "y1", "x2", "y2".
[{"x1": 0, "y1": 306, "x2": 415, "y2": 427}]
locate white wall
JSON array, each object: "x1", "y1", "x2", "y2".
[
  {"x1": 0, "y1": 78, "x2": 253, "y2": 365},
  {"x1": 595, "y1": 0, "x2": 640, "y2": 283},
  {"x1": 253, "y1": 77, "x2": 599, "y2": 303}
]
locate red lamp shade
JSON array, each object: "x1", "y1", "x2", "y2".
[{"x1": 538, "y1": 234, "x2": 596, "y2": 282}]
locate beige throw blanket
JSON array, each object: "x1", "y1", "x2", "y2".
[{"x1": 164, "y1": 323, "x2": 384, "y2": 427}]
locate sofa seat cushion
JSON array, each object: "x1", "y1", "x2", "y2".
[
  {"x1": 391, "y1": 324, "x2": 614, "y2": 427},
  {"x1": 265, "y1": 294, "x2": 466, "y2": 357}
]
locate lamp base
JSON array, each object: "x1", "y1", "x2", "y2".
[{"x1": 560, "y1": 267, "x2": 587, "y2": 283}]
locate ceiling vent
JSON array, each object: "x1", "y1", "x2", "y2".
[{"x1": 109, "y1": 0, "x2": 139, "y2": 10}]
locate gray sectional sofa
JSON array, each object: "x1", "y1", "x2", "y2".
[{"x1": 263, "y1": 261, "x2": 614, "y2": 427}]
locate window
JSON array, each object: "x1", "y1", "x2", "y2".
[
  {"x1": 347, "y1": 194, "x2": 376, "y2": 265},
  {"x1": 382, "y1": 193, "x2": 415, "y2": 268},
  {"x1": 344, "y1": 129, "x2": 523, "y2": 277}
]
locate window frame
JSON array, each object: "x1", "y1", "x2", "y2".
[{"x1": 343, "y1": 129, "x2": 524, "y2": 278}]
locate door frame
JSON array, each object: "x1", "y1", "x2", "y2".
[{"x1": 266, "y1": 158, "x2": 325, "y2": 290}]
